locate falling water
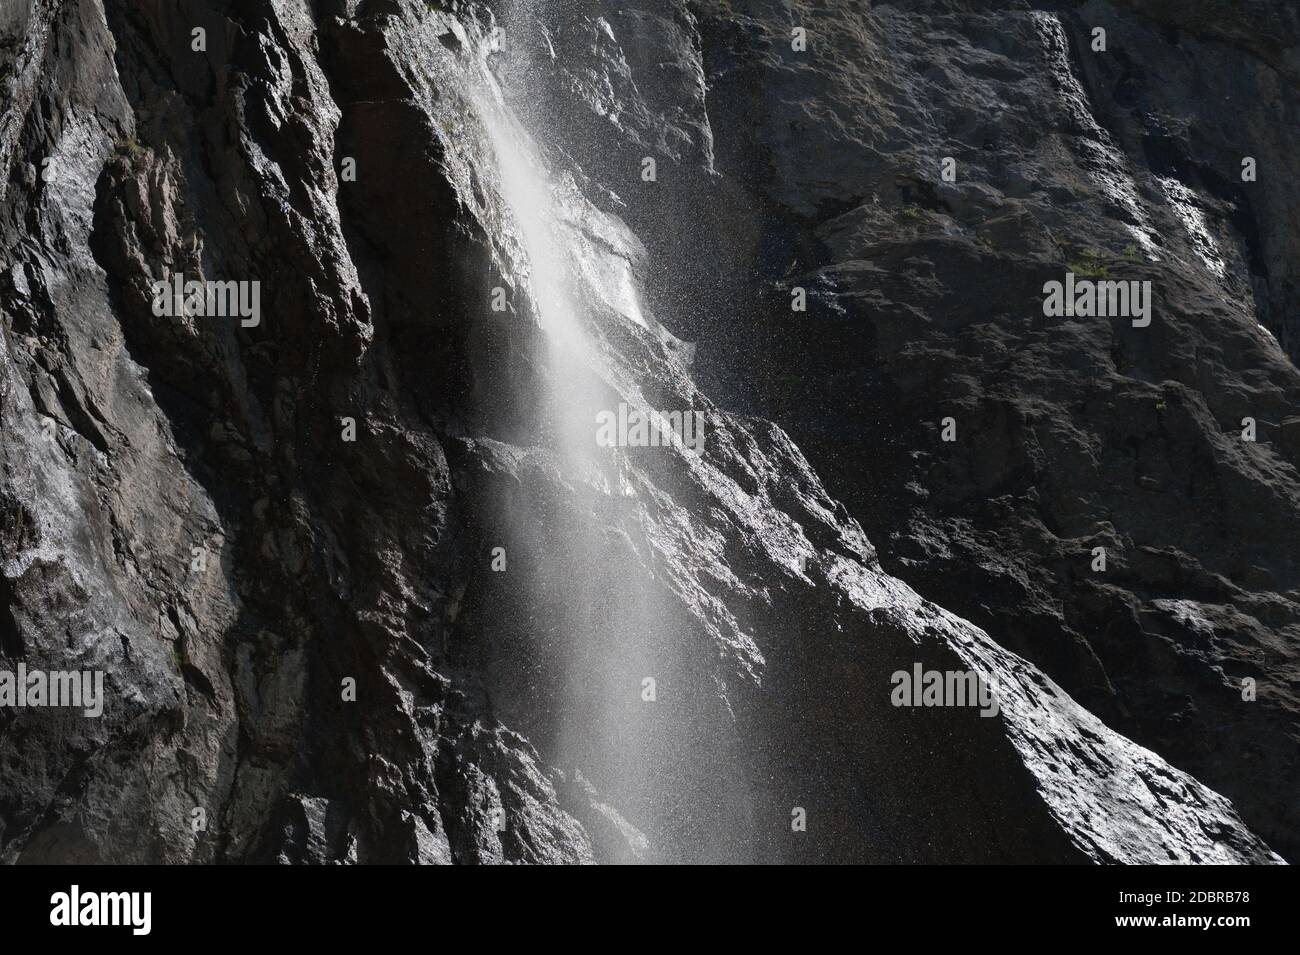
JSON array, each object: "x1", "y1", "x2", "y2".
[{"x1": 397, "y1": 0, "x2": 735, "y2": 860}]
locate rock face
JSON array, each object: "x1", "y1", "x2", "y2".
[
  {"x1": 641, "y1": 0, "x2": 1300, "y2": 862},
  {"x1": 0, "y1": 0, "x2": 1289, "y2": 864}
]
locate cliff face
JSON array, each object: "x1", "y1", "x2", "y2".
[
  {"x1": 657, "y1": 0, "x2": 1300, "y2": 860},
  {"x1": 0, "y1": 0, "x2": 1290, "y2": 864}
]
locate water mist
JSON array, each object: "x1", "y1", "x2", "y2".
[{"x1": 410, "y1": 0, "x2": 739, "y2": 860}]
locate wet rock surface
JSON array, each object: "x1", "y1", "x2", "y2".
[
  {"x1": 663, "y1": 0, "x2": 1300, "y2": 860},
  {"x1": 0, "y1": 0, "x2": 1290, "y2": 863}
]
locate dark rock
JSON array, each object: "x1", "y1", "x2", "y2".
[{"x1": 0, "y1": 0, "x2": 1289, "y2": 864}]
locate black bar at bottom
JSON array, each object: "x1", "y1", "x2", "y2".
[{"x1": 0, "y1": 863, "x2": 1290, "y2": 941}]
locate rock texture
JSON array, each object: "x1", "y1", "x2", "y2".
[
  {"x1": 640, "y1": 0, "x2": 1300, "y2": 862},
  {"x1": 0, "y1": 0, "x2": 1290, "y2": 864}
]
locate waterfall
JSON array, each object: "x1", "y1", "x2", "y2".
[{"x1": 396, "y1": 0, "x2": 733, "y2": 860}]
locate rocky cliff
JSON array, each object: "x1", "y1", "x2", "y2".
[{"x1": 0, "y1": 0, "x2": 1291, "y2": 863}]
